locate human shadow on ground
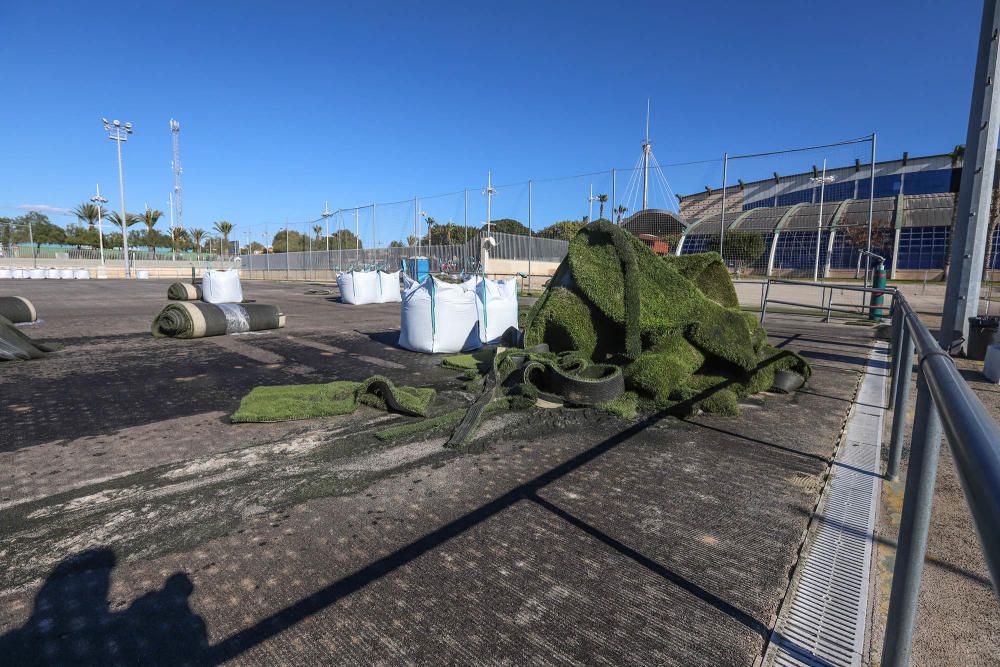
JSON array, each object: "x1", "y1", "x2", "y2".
[{"x1": 0, "y1": 549, "x2": 209, "y2": 666}]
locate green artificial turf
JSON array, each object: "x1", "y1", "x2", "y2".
[
  {"x1": 522, "y1": 220, "x2": 811, "y2": 417},
  {"x1": 231, "y1": 376, "x2": 435, "y2": 423}
]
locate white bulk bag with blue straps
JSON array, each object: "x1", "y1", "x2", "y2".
[
  {"x1": 377, "y1": 270, "x2": 402, "y2": 303},
  {"x1": 202, "y1": 269, "x2": 243, "y2": 304},
  {"x1": 476, "y1": 277, "x2": 519, "y2": 344},
  {"x1": 399, "y1": 276, "x2": 481, "y2": 353},
  {"x1": 338, "y1": 270, "x2": 400, "y2": 304}
]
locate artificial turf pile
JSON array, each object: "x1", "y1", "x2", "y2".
[
  {"x1": 520, "y1": 220, "x2": 810, "y2": 416},
  {"x1": 231, "y1": 375, "x2": 435, "y2": 423}
]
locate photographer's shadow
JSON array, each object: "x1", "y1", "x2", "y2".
[{"x1": 0, "y1": 548, "x2": 209, "y2": 666}]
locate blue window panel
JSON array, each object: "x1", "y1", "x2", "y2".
[
  {"x1": 902, "y1": 169, "x2": 953, "y2": 195},
  {"x1": 680, "y1": 234, "x2": 712, "y2": 254},
  {"x1": 821, "y1": 180, "x2": 856, "y2": 203},
  {"x1": 743, "y1": 199, "x2": 773, "y2": 211},
  {"x1": 772, "y1": 231, "x2": 829, "y2": 270},
  {"x1": 856, "y1": 174, "x2": 903, "y2": 200},
  {"x1": 896, "y1": 226, "x2": 949, "y2": 270},
  {"x1": 776, "y1": 189, "x2": 815, "y2": 207}
]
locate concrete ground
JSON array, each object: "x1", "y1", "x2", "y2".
[{"x1": 0, "y1": 279, "x2": 883, "y2": 664}]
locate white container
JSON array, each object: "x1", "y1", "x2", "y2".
[
  {"x1": 12, "y1": 269, "x2": 26, "y2": 279},
  {"x1": 201, "y1": 269, "x2": 242, "y2": 303},
  {"x1": 0, "y1": 269, "x2": 11, "y2": 279},
  {"x1": 59, "y1": 268, "x2": 75, "y2": 280},
  {"x1": 399, "y1": 275, "x2": 482, "y2": 353},
  {"x1": 337, "y1": 270, "x2": 401, "y2": 304},
  {"x1": 476, "y1": 277, "x2": 519, "y2": 344},
  {"x1": 74, "y1": 268, "x2": 91, "y2": 280},
  {"x1": 136, "y1": 270, "x2": 150, "y2": 280},
  {"x1": 45, "y1": 268, "x2": 60, "y2": 279},
  {"x1": 29, "y1": 269, "x2": 45, "y2": 279}
]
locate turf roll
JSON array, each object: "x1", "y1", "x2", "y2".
[
  {"x1": 0, "y1": 315, "x2": 58, "y2": 361},
  {"x1": 151, "y1": 302, "x2": 285, "y2": 338},
  {"x1": 0, "y1": 296, "x2": 37, "y2": 324},
  {"x1": 167, "y1": 283, "x2": 203, "y2": 301}
]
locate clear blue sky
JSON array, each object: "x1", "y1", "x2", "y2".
[{"x1": 0, "y1": 0, "x2": 984, "y2": 246}]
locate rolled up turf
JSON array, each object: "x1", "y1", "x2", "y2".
[
  {"x1": 151, "y1": 302, "x2": 285, "y2": 338},
  {"x1": 0, "y1": 315, "x2": 59, "y2": 361},
  {"x1": 0, "y1": 296, "x2": 37, "y2": 324},
  {"x1": 167, "y1": 283, "x2": 203, "y2": 301}
]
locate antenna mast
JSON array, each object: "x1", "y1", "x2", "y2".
[
  {"x1": 169, "y1": 119, "x2": 183, "y2": 233},
  {"x1": 642, "y1": 99, "x2": 651, "y2": 210}
]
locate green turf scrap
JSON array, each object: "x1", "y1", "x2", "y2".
[
  {"x1": 231, "y1": 375, "x2": 435, "y2": 423},
  {"x1": 522, "y1": 220, "x2": 811, "y2": 417},
  {"x1": 596, "y1": 391, "x2": 639, "y2": 420}
]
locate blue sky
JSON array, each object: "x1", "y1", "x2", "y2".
[{"x1": 0, "y1": 1, "x2": 983, "y2": 246}]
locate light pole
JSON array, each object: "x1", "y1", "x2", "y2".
[
  {"x1": 322, "y1": 201, "x2": 333, "y2": 273},
  {"x1": 809, "y1": 160, "x2": 835, "y2": 282},
  {"x1": 102, "y1": 118, "x2": 133, "y2": 277},
  {"x1": 588, "y1": 183, "x2": 597, "y2": 223},
  {"x1": 91, "y1": 183, "x2": 108, "y2": 265},
  {"x1": 483, "y1": 171, "x2": 496, "y2": 236}
]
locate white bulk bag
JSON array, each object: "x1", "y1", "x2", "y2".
[
  {"x1": 74, "y1": 268, "x2": 91, "y2": 280},
  {"x1": 45, "y1": 268, "x2": 60, "y2": 279},
  {"x1": 12, "y1": 269, "x2": 26, "y2": 279},
  {"x1": 477, "y1": 277, "x2": 519, "y2": 344},
  {"x1": 136, "y1": 270, "x2": 151, "y2": 279},
  {"x1": 59, "y1": 268, "x2": 75, "y2": 280},
  {"x1": 29, "y1": 269, "x2": 45, "y2": 279},
  {"x1": 201, "y1": 269, "x2": 243, "y2": 303},
  {"x1": 337, "y1": 270, "x2": 379, "y2": 304},
  {"x1": 376, "y1": 271, "x2": 402, "y2": 303},
  {"x1": 0, "y1": 269, "x2": 11, "y2": 279},
  {"x1": 399, "y1": 276, "x2": 482, "y2": 353}
]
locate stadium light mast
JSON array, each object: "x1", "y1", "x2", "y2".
[
  {"x1": 90, "y1": 183, "x2": 108, "y2": 265},
  {"x1": 102, "y1": 118, "x2": 133, "y2": 277},
  {"x1": 642, "y1": 99, "x2": 651, "y2": 210},
  {"x1": 809, "y1": 160, "x2": 835, "y2": 282},
  {"x1": 588, "y1": 183, "x2": 597, "y2": 222},
  {"x1": 322, "y1": 201, "x2": 333, "y2": 255},
  {"x1": 482, "y1": 171, "x2": 496, "y2": 236}
]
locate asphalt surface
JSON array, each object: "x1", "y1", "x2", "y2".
[{"x1": 0, "y1": 279, "x2": 875, "y2": 666}]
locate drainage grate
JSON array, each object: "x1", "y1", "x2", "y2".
[{"x1": 764, "y1": 341, "x2": 888, "y2": 667}]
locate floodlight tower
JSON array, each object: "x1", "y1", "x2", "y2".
[
  {"x1": 641, "y1": 99, "x2": 652, "y2": 210},
  {"x1": 322, "y1": 201, "x2": 333, "y2": 254},
  {"x1": 170, "y1": 120, "x2": 183, "y2": 239},
  {"x1": 102, "y1": 118, "x2": 133, "y2": 277},
  {"x1": 588, "y1": 183, "x2": 597, "y2": 222}
]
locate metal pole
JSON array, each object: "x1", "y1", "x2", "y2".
[
  {"x1": 94, "y1": 184, "x2": 106, "y2": 266},
  {"x1": 415, "y1": 197, "x2": 419, "y2": 256},
  {"x1": 285, "y1": 222, "x2": 290, "y2": 279},
  {"x1": 116, "y1": 134, "x2": 130, "y2": 277},
  {"x1": 814, "y1": 158, "x2": 827, "y2": 282},
  {"x1": 720, "y1": 152, "x2": 728, "y2": 266},
  {"x1": 940, "y1": 0, "x2": 1000, "y2": 354},
  {"x1": 355, "y1": 208, "x2": 360, "y2": 266},
  {"x1": 464, "y1": 188, "x2": 468, "y2": 245},
  {"x1": 589, "y1": 183, "x2": 594, "y2": 223},
  {"x1": 887, "y1": 319, "x2": 914, "y2": 480},
  {"x1": 881, "y1": 370, "x2": 944, "y2": 667},
  {"x1": 612, "y1": 168, "x2": 617, "y2": 224},
  {"x1": 864, "y1": 132, "x2": 876, "y2": 291},
  {"x1": 486, "y1": 171, "x2": 493, "y2": 236},
  {"x1": 528, "y1": 179, "x2": 533, "y2": 291},
  {"x1": 27, "y1": 217, "x2": 35, "y2": 268}
]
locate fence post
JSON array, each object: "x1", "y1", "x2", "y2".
[
  {"x1": 881, "y1": 369, "x2": 944, "y2": 667},
  {"x1": 887, "y1": 314, "x2": 914, "y2": 480}
]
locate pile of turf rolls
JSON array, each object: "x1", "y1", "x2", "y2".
[
  {"x1": 0, "y1": 315, "x2": 59, "y2": 361},
  {"x1": 167, "y1": 283, "x2": 202, "y2": 301},
  {"x1": 520, "y1": 220, "x2": 810, "y2": 417},
  {"x1": 231, "y1": 375, "x2": 435, "y2": 423},
  {"x1": 151, "y1": 302, "x2": 285, "y2": 339},
  {"x1": 0, "y1": 296, "x2": 37, "y2": 324}
]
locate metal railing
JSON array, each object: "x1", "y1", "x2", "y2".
[
  {"x1": 754, "y1": 277, "x2": 892, "y2": 323},
  {"x1": 753, "y1": 278, "x2": 1000, "y2": 665},
  {"x1": 881, "y1": 294, "x2": 1000, "y2": 666}
]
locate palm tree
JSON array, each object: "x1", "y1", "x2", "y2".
[
  {"x1": 189, "y1": 228, "x2": 207, "y2": 253},
  {"x1": 138, "y1": 206, "x2": 164, "y2": 253},
  {"x1": 949, "y1": 144, "x2": 966, "y2": 167},
  {"x1": 597, "y1": 194, "x2": 608, "y2": 220},
  {"x1": 72, "y1": 202, "x2": 101, "y2": 230},
  {"x1": 312, "y1": 224, "x2": 323, "y2": 242},
  {"x1": 213, "y1": 220, "x2": 234, "y2": 257},
  {"x1": 105, "y1": 211, "x2": 140, "y2": 250},
  {"x1": 614, "y1": 205, "x2": 628, "y2": 223}
]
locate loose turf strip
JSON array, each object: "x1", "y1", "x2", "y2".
[{"x1": 231, "y1": 376, "x2": 435, "y2": 423}]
